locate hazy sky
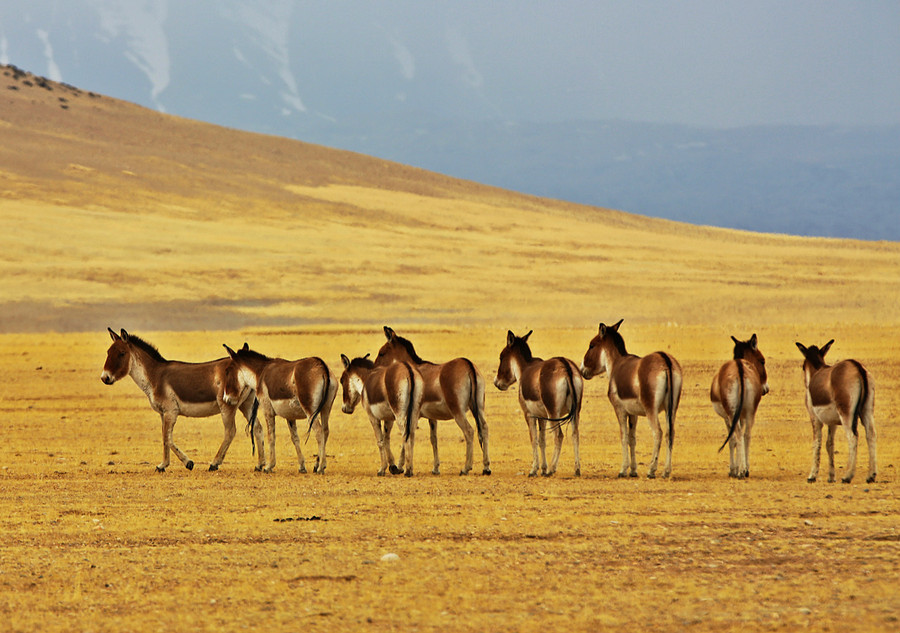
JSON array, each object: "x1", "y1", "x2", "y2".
[{"x1": 1, "y1": 0, "x2": 898, "y2": 129}]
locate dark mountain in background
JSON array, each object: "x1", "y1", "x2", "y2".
[{"x1": 1, "y1": 1, "x2": 897, "y2": 241}]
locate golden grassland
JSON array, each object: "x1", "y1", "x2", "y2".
[
  {"x1": 1, "y1": 66, "x2": 899, "y2": 631},
  {"x1": 1, "y1": 326, "x2": 899, "y2": 632}
]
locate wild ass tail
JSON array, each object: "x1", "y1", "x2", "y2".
[
  {"x1": 247, "y1": 396, "x2": 260, "y2": 455},
  {"x1": 540, "y1": 360, "x2": 579, "y2": 431},
  {"x1": 304, "y1": 359, "x2": 331, "y2": 443},
  {"x1": 404, "y1": 363, "x2": 416, "y2": 442},
  {"x1": 660, "y1": 352, "x2": 675, "y2": 451},
  {"x1": 849, "y1": 360, "x2": 869, "y2": 437},
  {"x1": 718, "y1": 360, "x2": 744, "y2": 453},
  {"x1": 463, "y1": 358, "x2": 485, "y2": 449}
]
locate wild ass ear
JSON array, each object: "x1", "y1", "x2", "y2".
[
  {"x1": 749, "y1": 333, "x2": 758, "y2": 349},
  {"x1": 384, "y1": 326, "x2": 395, "y2": 341},
  {"x1": 523, "y1": 330, "x2": 533, "y2": 341},
  {"x1": 108, "y1": 327, "x2": 120, "y2": 341},
  {"x1": 364, "y1": 353, "x2": 371, "y2": 359},
  {"x1": 507, "y1": 330, "x2": 516, "y2": 347},
  {"x1": 730, "y1": 335, "x2": 740, "y2": 345},
  {"x1": 795, "y1": 342, "x2": 808, "y2": 356},
  {"x1": 120, "y1": 329, "x2": 130, "y2": 342},
  {"x1": 611, "y1": 319, "x2": 624, "y2": 331},
  {"x1": 242, "y1": 342, "x2": 249, "y2": 350},
  {"x1": 821, "y1": 339, "x2": 834, "y2": 357},
  {"x1": 599, "y1": 323, "x2": 607, "y2": 336},
  {"x1": 341, "y1": 354, "x2": 351, "y2": 369},
  {"x1": 223, "y1": 344, "x2": 238, "y2": 360}
]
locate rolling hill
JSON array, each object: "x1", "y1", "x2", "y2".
[{"x1": 1, "y1": 64, "x2": 899, "y2": 334}]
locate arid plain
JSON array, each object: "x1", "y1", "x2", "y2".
[{"x1": 1, "y1": 66, "x2": 899, "y2": 631}]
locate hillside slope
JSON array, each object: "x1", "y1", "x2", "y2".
[{"x1": 1, "y1": 65, "x2": 898, "y2": 333}]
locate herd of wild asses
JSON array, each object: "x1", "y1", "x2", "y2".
[{"x1": 101, "y1": 322, "x2": 877, "y2": 484}]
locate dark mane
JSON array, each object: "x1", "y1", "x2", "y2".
[
  {"x1": 128, "y1": 334, "x2": 167, "y2": 362},
  {"x1": 512, "y1": 337, "x2": 534, "y2": 362},
  {"x1": 393, "y1": 335, "x2": 426, "y2": 364},
  {"x1": 235, "y1": 347, "x2": 272, "y2": 363},
  {"x1": 607, "y1": 329, "x2": 628, "y2": 356},
  {"x1": 732, "y1": 341, "x2": 753, "y2": 360},
  {"x1": 351, "y1": 356, "x2": 375, "y2": 370}
]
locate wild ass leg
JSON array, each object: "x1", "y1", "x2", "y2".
[
  {"x1": 663, "y1": 408, "x2": 674, "y2": 479},
  {"x1": 260, "y1": 405, "x2": 277, "y2": 472},
  {"x1": 158, "y1": 411, "x2": 192, "y2": 472},
  {"x1": 807, "y1": 418, "x2": 823, "y2": 482},
  {"x1": 314, "y1": 404, "x2": 331, "y2": 474},
  {"x1": 252, "y1": 419, "x2": 265, "y2": 471},
  {"x1": 525, "y1": 415, "x2": 541, "y2": 477},
  {"x1": 428, "y1": 419, "x2": 440, "y2": 475},
  {"x1": 478, "y1": 411, "x2": 491, "y2": 475},
  {"x1": 402, "y1": 412, "x2": 415, "y2": 478},
  {"x1": 839, "y1": 419, "x2": 858, "y2": 484},
  {"x1": 286, "y1": 419, "x2": 307, "y2": 474},
  {"x1": 741, "y1": 412, "x2": 754, "y2": 479},
  {"x1": 209, "y1": 406, "x2": 238, "y2": 471},
  {"x1": 546, "y1": 419, "x2": 564, "y2": 477},
  {"x1": 384, "y1": 420, "x2": 402, "y2": 475},
  {"x1": 537, "y1": 418, "x2": 549, "y2": 476},
  {"x1": 615, "y1": 410, "x2": 630, "y2": 478},
  {"x1": 571, "y1": 410, "x2": 581, "y2": 477},
  {"x1": 646, "y1": 411, "x2": 663, "y2": 479},
  {"x1": 727, "y1": 427, "x2": 739, "y2": 478},
  {"x1": 369, "y1": 416, "x2": 390, "y2": 476},
  {"x1": 627, "y1": 416, "x2": 638, "y2": 478},
  {"x1": 862, "y1": 401, "x2": 877, "y2": 483},
  {"x1": 826, "y1": 424, "x2": 839, "y2": 482},
  {"x1": 453, "y1": 414, "x2": 476, "y2": 476}
]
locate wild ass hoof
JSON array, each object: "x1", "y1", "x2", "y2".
[
  {"x1": 155, "y1": 465, "x2": 167, "y2": 473},
  {"x1": 574, "y1": 468, "x2": 581, "y2": 477},
  {"x1": 647, "y1": 473, "x2": 656, "y2": 480},
  {"x1": 389, "y1": 464, "x2": 403, "y2": 475},
  {"x1": 629, "y1": 472, "x2": 639, "y2": 478},
  {"x1": 404, "y1": 470, "x2": 414, "y2": 478},
  {"x1": 208, "y1": 464, "x2": 219, "y2": 472},
  {"x1": 617, "y1": 472, "x2": 628, "y2": 479},
  {"x1": 807, "y1": 476, "x2": 817, "y2": 483},
  {"x1": 841, "y1": 476, "x2": 853, "y2": 484},
  {"x1": 376, "y1": 470, "x2": 386, "y2": 477},
  {"x1": 185, "y1": 461, "x2": 194, "y2": 471},
  {"x1": 866, "y1": 474, "x2": 877, "y2": 483},
  {"x1": 528, "y1": 471, "x2": 538, "y2": 478},
  {"x1": 254, "y1": 465, "x2": 263, "y2": 472},
  {"x1": 483, "y1": 468, "x2": 492, "y2": 476},
  {"x1": 299, "y1": 466, "x2": 307, "y2": 474}
]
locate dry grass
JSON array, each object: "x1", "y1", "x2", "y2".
[{"x1": 1, "y1": 66, "x2": 899, "y2": 631}]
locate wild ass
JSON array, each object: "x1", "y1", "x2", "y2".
[
  {"x1": 374, "y1": 326, "x2": 490, "y2": 475},
  {"x1": 580, "y1": 319, "x2": 682, "y2": 479},
  {"x1": 494, "y1": 330, "x2": 584, "y2": 477},
  {"x1": 710, "y1": 334, "x2": 769, "y2": 478},
  {"x1": 796, "y1": 340, "x2": 876, "y2": 484},
  {"x1": 100, "y1": 328, "x2": 257, "y2": 472},
  {"x1": 340, "y1": 354, "x2": 424, "y2": 476},
  {"x1": 223, "y1": 344, "x2": 337, "y2": 474}
]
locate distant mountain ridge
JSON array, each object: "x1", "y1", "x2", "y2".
[{"x1": 1, "y1": 2, "x2": 897, "y2": 241}]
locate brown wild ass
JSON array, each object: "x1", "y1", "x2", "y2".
[
  {"x1": 580, "y1": 320, "x2": 682, "y2": 479},
  {"x1": 223, "y1": 344, "x2": 337, "y2": 474},
  {"x1": 796, "y1": 340, "x2": 876, "y2": 483},
  {"x1": 375, "y1": 326, "x2": 490, "y2": 475},
  {"x1": 710, "y1": 334, "x2": 769, "y2": 478},
  {"x1": 100, "y1": 328, "x2": 257, "y2": 472},
  {"x1": 494, "y1": 330, "x2": 584, "y2": 477},
  {"x1": 340, "y1": 354, "x2": 424, "y2": 476}
]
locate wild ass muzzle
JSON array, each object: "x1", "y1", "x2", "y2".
[
  {"x1": 580, "y1": 319, "x2": 682, "y2": 479},
  {"x1": 494, "y1": 330, "x2": 584, "y2": 477},
  {"x1": 710, "y1": 334, "x2": 769, "y2": 478},
  {"x1": 796, "y1": 340, "x2": 876, "y2": 484},
  {"x1": 223, "y1": 343, "x2": 337, "y2": 474},
  {"x1": 100, "y1": 328, "x2": 258, "y2": 472},
  {"x1": 340, "y1": 353, "x2": 424, "y2": 476},
  {"x1": 375, "y1": 326, "x2": 491, "y2": 475}
]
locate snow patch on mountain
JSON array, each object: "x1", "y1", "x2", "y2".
[{"x1": 90, "y1": 0, "x2": 170, "y2": 109}]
